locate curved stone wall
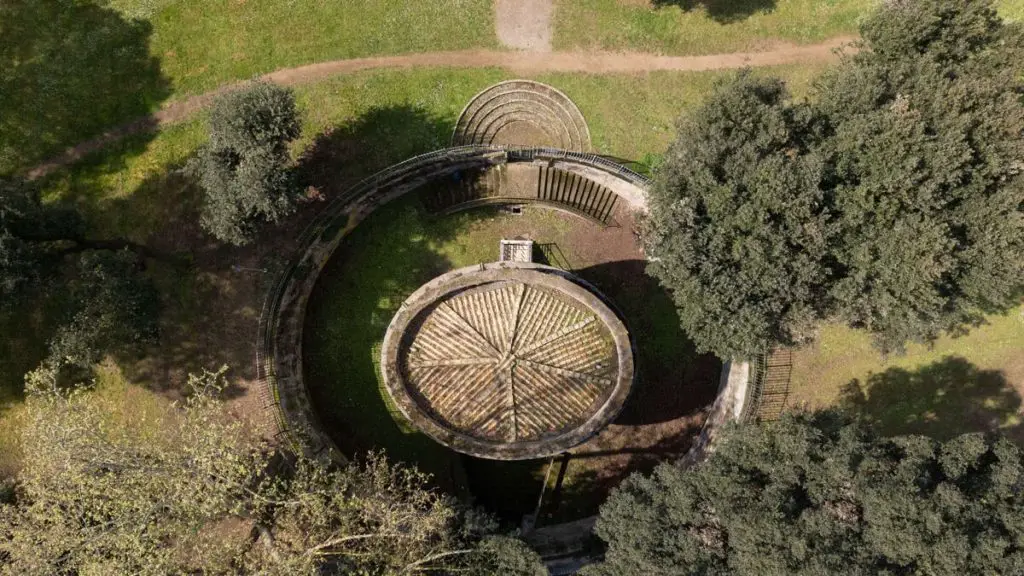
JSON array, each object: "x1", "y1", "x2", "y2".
[
  {"x1": 452, "y1": 80, "x2": 592, "y2": 152},
  {"x1": 257, "y1": 143, "x2": 751, "y2": 489},
  {"x1": 256, "y1": 146, "x2": 649, "y2": 459}
]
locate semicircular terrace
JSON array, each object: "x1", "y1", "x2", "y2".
[{"x1": 452, "y1": 80, "x2": 592, "y2": 152}]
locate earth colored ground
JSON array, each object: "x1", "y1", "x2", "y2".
[
  {"x1": 496, "y1": 0, "x2": 554, "y2": 51},
  {"x1": 302, "y1": 190, "x2": 719, "y2": 522}
]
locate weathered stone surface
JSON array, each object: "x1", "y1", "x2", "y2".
[{"x1": 381, "y1": 263, "x2": 634, "y2": 460}]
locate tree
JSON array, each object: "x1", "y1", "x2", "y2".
[
  {"x1": 584, "y1": 412, "x2": 1024, "y2": 576},
  {"x1": 45, "y1": 249, "x2": 159, "y2": 371},
  {"x1": 187, "y1": 81, "x2": 302, "y2": 245},
  {"x1": 0, "y1": 367, "x2": 544, "y2": 575},
  {"x1": 647, "y1": 0, "x2": 1024, "y2": 359},
  {"x1": 816, "y1": 0, "x2": 1024, "y2": 352},
  {"x1": 645, "y1": 72, "x2": 833, "y2": 358}
]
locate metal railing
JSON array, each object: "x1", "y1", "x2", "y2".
[
  {"x1": 254, "y1": 145, "x2": 651, "y2": 453},
  {"x1": 739, "y1": 353, "x2": 769, "y2": 422}
]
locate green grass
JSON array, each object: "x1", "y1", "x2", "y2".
[
  {"x1": 0, "y1": 0, "x2": 493, "y2": 175},
  {"x1": 113, "y1": 0, "x2": 496, "y2": 97},
  {"x1": 788, "y1": 306, "x2": 1024, "y2": 441},
  {"x1": 553, "y1": 0, "x2": 1024, "y2": 55},
  {"x1": 553, "y1": 0, "x2": 873, "y2": 55}
]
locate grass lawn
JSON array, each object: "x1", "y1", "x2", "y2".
[
  {"x1": 110, "y1": 0, "x2": 497, "y2": 96},
  {"x1": 788, "y1": 306, "x2": 1024, "y2": 442},
  {"x1": 553, "y1": 0, "x2": 1024, "y2": 56},
  {"x1": 40, "y1": 63, "x2": 831, "y2": 244},
  {"x1": 1, "y1": 0, "x2": 493, "y2": 175}
]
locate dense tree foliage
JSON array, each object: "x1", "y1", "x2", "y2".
[
  {"x1": 0, "y1": 368, "x2": 544, "y2": 575},
  {"x1": 645, "y1": 73, "x2": 833, "y2": 358},
  {"x1": 585, "y1": 412, "x2": 1024, "y2": 576},
  {"x1": 647, "y1": 0, "x2": 1024, "y2": 357},
  {"x1": 816, "y1": 0, "x2": 1024, "y2": 352},
  {"x1": 45, "y1": 249, "x2": 158, "y2": 371},
  {"x1": 188, "y1": 81, "x2": 302, "y2": 245}
]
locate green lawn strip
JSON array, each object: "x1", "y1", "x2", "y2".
[
  {"x1": 38, "y1": 65, "x2": 830, "y2": 244},
  {"x1": 131, "y1": 0, "x2": 497, "y2": 97},
  {"x1": 552, "y1": 0, "x2": 1024, "y2": 56},
  {"x1": 539, "y1": 62, "x2": 828, "y2": 163},
  {"x1": 788, "y1": 306, "x2": 1024, "y2": 440},
  {"x1": 552, "y1": 0, "x2": 870, "y2": 55}
]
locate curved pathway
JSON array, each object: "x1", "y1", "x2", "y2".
[{"x1": 26, "y1": 37, "x2": 855, "y2": 179}]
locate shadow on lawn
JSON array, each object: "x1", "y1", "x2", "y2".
[
  {"x1": 298, "y1": 104, "x2": 454, "y2": 197},
  {"x1": 839, "y1": 356, "x2": 1023, "y2": 443},
  {"x1": 572, "y1": 259, "x2": 721, "y2": 426},
  {"x1": 75, "y1": 105, "x2": 455, "y2": 403},
  {"x1": 652, "y1": 0, "x2": 777, "y2": 24},
  {"x1": 0, "y1": 0, "x2": 170, "y2": 175},
  {"x1": 298, "y1": 104, "x2": 479, "y2": 490}
]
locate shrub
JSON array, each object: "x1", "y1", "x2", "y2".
[{"x1": 188, "y1": 81, "x2": 301, "y2": 245}]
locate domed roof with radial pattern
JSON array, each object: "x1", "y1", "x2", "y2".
[{"x1": 380, "y1": 264, "x2": 634, "y2": 460}]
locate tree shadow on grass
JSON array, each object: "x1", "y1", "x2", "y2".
[
  {"x1": 839, "y1": 356, "x2": 1023, "y2": 443},
  {"x1": 297, "y1": 104, "x2": 455, "y2": 198},
  {"x1": 46, "y1": 105, "x2": 457, "y2": 405},
  {"x1": 652, "y1": 0, "x2": 777, "y2": 24},
  {"x1": 0, "y1": 0, "x2": 170, "y2": 175},
  {"x1": 302, "y1": 195, "x2": 488, "y2": 493},
  {"x1": 572, "y1": 260, "x2": 721, "y2": 426}
]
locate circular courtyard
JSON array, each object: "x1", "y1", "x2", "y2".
[
  {"x1": 285, "y1": 80, "x2": 722, "y2": 524},
  {"x1": 300, "y1": 186, "x2": 720, "y2": 522}
]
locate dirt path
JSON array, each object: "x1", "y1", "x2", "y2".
[
  {"x1": 496, "y1": 0, "x2": 554, "y2": 52},
  {"x1": 26, "y1": 36, "x2": 855, "y2": 179}
]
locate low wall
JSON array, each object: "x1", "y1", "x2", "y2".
[{"x1": 255, "y1": 146, "x2": 651, "y2": 459}]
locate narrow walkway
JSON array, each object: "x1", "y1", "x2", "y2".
[
  {"x1": 496, "y1": 0, "x2": 554, "y2": 52},
  {"x1": 26, "y1": 37, "x2": 854, "y2": 179}
]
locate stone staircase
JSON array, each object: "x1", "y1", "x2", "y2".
[
  {"x1": 452, "y1": 80, "x2": 591, "y2": 151},
  {"x1": 422, "y1": 164, "x2": 618, "y2": 225}
]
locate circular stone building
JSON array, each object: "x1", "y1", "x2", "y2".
[{"x1": 380, "y1": 263, "x2": 634, "y2": 460}]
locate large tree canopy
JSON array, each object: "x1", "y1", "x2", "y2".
[
  {"x1": 645, "y1": 73, "x2": 833, "y2": 359},
  {"x1": 817, "y1": 0, "x2": 1024, "y2": 352},
  {"x1": 0, "y1": 368, "x2": 545, "y2": 575},
  {"x1": 187, "y1": 81, "x2": 302, "y2": 245},
  {"x1": 646, "y1": 0, "x2": 1024, "y2": 358},
  {"x1": 45, "y1": 249, "x2": 159, "y2": 371},
  {"x1": 585, "y1": 413, "x2": 1024, "y2": 576}
]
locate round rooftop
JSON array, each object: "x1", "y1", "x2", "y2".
[{"x1": 380, "y1": 263, "x2": 634, "y2": 460}]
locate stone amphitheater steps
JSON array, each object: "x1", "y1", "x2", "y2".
[
  {"x1": 422, "y1": 164, "x2": 619, "y2": 225},
  {"x1": 452, "y1": 80, "x2": 592, "y2": 151}
]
